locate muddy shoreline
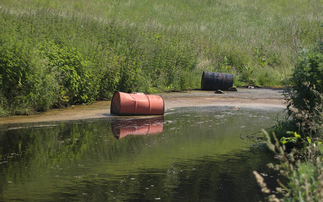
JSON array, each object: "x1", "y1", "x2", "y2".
[{"x1": 0, "y1": 88, "x2": 286, "y2": 124}]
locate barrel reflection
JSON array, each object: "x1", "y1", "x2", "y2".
[{"x1": 112, "y1": 116, "x2": 164, "y2": 139}]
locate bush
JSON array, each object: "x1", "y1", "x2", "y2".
[
  {"x1": 256, "y1": 26, "x2": 323, "y2": 202},
  {"x1": 38, "y1": 42, "x2": 98, "y2": 106},
  {"x1": 285, "y1": 43, "x2": 323, "y2": 136},
  {"x1": 26, "y1": 54, "x2": 59, "y2": 112},
  {"x1": 0, "y1": 41, "x2": 35, "y2": 114},
  {"x1": 287, "y1": 48, "x2": 323, "y2": 112}
]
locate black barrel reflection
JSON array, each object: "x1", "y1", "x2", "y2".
[{"x1": 112, "y1": 116, "x2": 164, "y2": 139}]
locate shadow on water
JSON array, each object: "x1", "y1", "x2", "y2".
[{"x1": 0, "y1": 106, "x2": 285, "y2": 202}]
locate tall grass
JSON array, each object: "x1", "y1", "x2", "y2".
[
  {"x1": 2, "y1": 0, "x2": 322, "y2": 58},
  {"x1": 0, "y1": 0, "x2": 322, "y2": 115}
]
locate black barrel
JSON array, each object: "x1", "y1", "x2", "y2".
[{"x1": 201, "y1": 71, "x2": 233, "y2": 90}]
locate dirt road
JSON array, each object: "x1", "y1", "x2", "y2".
[{"x1": 0, "y1": 88, "x2": 286, "y2": 124}]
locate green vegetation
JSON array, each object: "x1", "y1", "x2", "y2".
[
  {"x1": 1, "y1": 0, "x2": 323, "y2": 199},
  {"x1": 0, "y1": 0, "x2": 322, "y2": 115},
  {"x1": 254, "y1": 29, "x2": 323, "y2": 201}
]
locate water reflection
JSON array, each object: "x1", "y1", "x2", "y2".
[
  {"x1": 0, "y1": 106, "x2": 285, "y2": 202},
  {"x1": 111, "y1": 116, "x2": 164, "y2": 139}
]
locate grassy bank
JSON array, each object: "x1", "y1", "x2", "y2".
[{"x1": 0, "y1": 0, "x2": 322, "y2": 115}]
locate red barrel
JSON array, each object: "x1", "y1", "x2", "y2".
[
  {"x1": 110, "y1": 92, "x2": 164, "y2": 115},
  {"x1": 112, "y1": 116, "x2": 164, "y2": 139}
]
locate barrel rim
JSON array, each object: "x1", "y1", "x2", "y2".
[{"x1": 110, "y1": 91, "x2": 121, "y2": 114}]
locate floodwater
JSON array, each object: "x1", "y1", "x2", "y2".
[{"x1": 0, "y1": 106, "x2": 284, "y2": 202}]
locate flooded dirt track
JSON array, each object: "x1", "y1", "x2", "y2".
[{"x1": 0, "y1": 88, "x2": 285, "y2": 124}]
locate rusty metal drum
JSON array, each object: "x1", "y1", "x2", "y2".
[
  {"x1": 110, "y1": 91, "x2": 164, "y2": 115},
  {"x1": 201, "y1": 71, "x2": 233, "y2": 91}
]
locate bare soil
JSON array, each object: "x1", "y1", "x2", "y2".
[{"x1": 0, "y1": 88, "x2": 286, "y2": 124}]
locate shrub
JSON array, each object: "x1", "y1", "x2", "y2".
[
  {"x1": 0, "y1": 41, "x2": 35, "y2": 114},
  {"x1": 287, "y1": 48, "x2": 323, "y2": 112},
  {"x1": 256, "y1": 25, "x2": 323, "y2": 202},
  {"x1": 285, "y1": 43, "x2": 323, "y2": 136},
  {"x1": 26, "y1": 55, "x2": 59, "y2": 112},
  {"x1": 38, "y1": 42, "x2": 98, "y2": 106}
]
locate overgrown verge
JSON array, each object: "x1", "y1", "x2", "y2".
[
  {"x1": 0, "y1": 7, "x2": 272, "y2": 116},
  {"x1": 0, "y1": 9, "x2": 203, "y2": 115},
  {"x1": 0, "y1": 0, "x2": 322, "y2": 116},
  {"x1": 254, "y1": 26, "x2": 323, "y2": 201}
]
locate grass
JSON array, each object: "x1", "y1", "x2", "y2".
[
  {"x1": 0, "y1": 0, "x2": 322, "y2": 114},
  {"x1": 2, "y1": 0, "x2": 322, "y2": 78},
  {"x1": 2, "y1": 0, "x2": 323, "y2": 63}
]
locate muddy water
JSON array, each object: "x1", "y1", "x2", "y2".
[{"x1": 0, "y1": 106, "x2": 284, "y2": 202}]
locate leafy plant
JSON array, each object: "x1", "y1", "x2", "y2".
[
  {"x1": 39, "y1": 42, "x2": 98, "y2": 106},
  {"x1": 285, "y1": 45, "x2": 323, "y2": 136},
  {"x1": 255, "y1": 130, "x2": 323, "y2": 202},
  {"x1": 280, "y1": 131, "x2": 302, "y2": 145},
  {"x1": 256, "y1": 25, "x2": 323, "y2": 202}
]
